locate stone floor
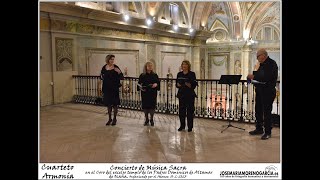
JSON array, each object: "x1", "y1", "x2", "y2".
[{"x1": 40, "y1": 103, "x2": 280, "y2": 163}]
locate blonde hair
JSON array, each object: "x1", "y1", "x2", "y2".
[
  {"x1": 181, "y1": 60, "x2": 191, "y2": 71},
  {"x1": 105, "y1": 54, "x2": 115, "y2": 64},
  {"x1": 143, "y1": 61, "x2": 154, "y2": 74}
]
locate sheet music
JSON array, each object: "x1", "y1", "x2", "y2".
[
  {"x1": 177, "y1": 77, "x2": 196, "y2": 82},
  {"x1": 251, "y1": 80, "x2": 266, "y2": 84},
  {"x1": 177, "y1": 77, "x2": 189, "y2": 80},
  {"x1": 137, "y1": 83, "x2": 152, "y2": 89},
  {"x1": 137, "y1": 83, "x2": 145, "y2": 88}
]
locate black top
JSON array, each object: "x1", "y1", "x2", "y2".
[
  {"x1": 138, "y1": 72, "x2": 160, "y2": 92},
  {"x1": 100, "y1": 64, "x2": 124, "y2": 93},
  {"x1": 253, "y1": 57, "x2": 278, "y2": 90},
  {"x1": 176, "y1": 71, "x2": 198, "y2": 99},
  {"x1": 138, "y1": 72, "x2": 160, "y2": 109}
]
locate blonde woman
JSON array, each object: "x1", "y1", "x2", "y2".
[
  {"x1": 137, "y1": 62, "x2": 160, "y2": 126},
  {"x1": 176, "y1": 60, "x2": 198, "y2": 132}
]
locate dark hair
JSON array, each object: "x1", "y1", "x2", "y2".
[{"x1": 105, "y1": 54, "x2": 115, "y2": 64}]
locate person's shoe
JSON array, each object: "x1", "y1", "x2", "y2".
[
  {"x1": 178, "y1": 127, "x2": 185, "y2": 131},
  {"x1": 249, "y1": 129, "x2": 264, "y2": 135},
  {"x1": 111, "y1": 119, "x2": 117, "y2": 126},
  {"x1": 144, "y1": 120, "x2": 149, "y2": 126},
  {"x1": 261, "y1": 133, "x2": 271, "y2": 140},
  {"x1": 106, "y1": 119, "x2": 112, "y2": 126},
  {"x1": 150, "y1": 120, "x2": 154, "y2": 126},
  {"x1": 188, "y1": 128, "x2": 192, "y2": 132}
]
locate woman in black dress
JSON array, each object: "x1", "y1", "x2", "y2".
[
  {"x1": 137, "y1": 62, "x2": 160, "y2": 126},
  {"x1": 176, "y1": 60, "x2": 198, "y2": 132},
  {"x1": 100, "y1": 54, "x2": 124, "y2": 126}
]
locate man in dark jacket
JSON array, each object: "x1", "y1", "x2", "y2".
[{"x1": 247, "y1": 48, "x2": 278, "y2": 140}]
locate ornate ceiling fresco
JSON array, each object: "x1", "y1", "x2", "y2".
[{"x1": 43, "y1": 1, "x2": 280, "y2": 42}]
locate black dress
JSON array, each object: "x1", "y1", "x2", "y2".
[
  {"x1": 100, "y1": 64, "x2": 124, "y2": 106},
  {"x1": 137, "y1": 72, "x2": 160, "y2": 109}
]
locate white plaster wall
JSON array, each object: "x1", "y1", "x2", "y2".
[
  {"x1": 53, "y1": 71, "x2": 77, "y2": 104},
  {"x1": 42, "y1": 31, "x2": 201, "y2": 107},
  {"x1": 192, "y1": 47, "x2": 200, "y2": 77},
  {"x1": 76, "y1": 37, "x2": 194, "y2": 79},
  {"x1": 77, "y1": 37, "x2": 145, "y2": 76},
  {"x1": 89, "y1": 52, "x2": 137, "y2": 77},
  {"x1": 210, "y1": 55, "x2": 227, "y2": 80},
  {"x1": 162, "y1": 55, "x2": 184, "y2": 78},
  {"x1": 40, "y1": 31, "x2": 53, "y2": 106},
  {"x1": 158, "y1": 45, "x2": 191, "y2": 78}
]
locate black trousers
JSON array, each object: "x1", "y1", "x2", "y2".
[
  {"x1": 255, "y1": 88, "x2": 276, "y2": 134},
  {"x1": 179, "y1": 97, "x2": 195, "y2": 129}
]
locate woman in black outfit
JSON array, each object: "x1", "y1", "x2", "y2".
[
  {"x1": 100, "y1": 54, "x2": 124, "y2": 126},
  {"x1": 137, "y1": 62, "x2": 160, "y2": 126},
  {"x1": 176, "y1": 60, "x2": 198, "y2": 132}
]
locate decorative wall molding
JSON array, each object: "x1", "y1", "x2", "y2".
[
  {"x1": 208, "y1": 53, "x2": 230, "y2": 79},
  {"x1": 86, "y1": 48, "x2": 139, "y2": 76},
  {"x1": 234, "y1": 59, "x2": 241, "y2": 75},
  {"x1": 55, "y1": 38, "x2": 73, "y2": 71},
  {"x1": 200, "y1": 58, "x2": 205, "y2": 79},
  {"x1": 251, "y1": 47, "x2": 280, "y2": 52},
  {"x1": 160, "y1": 51, "x2": 187, "y2": 62},
  {"x1": 265, "y1": 47, "x2": 280, "y2": 51},
  {"x1": 213, "y1": 57, "x2": 226, "y2": 66},
  {"x1": 160, "y1": 51, "x2": 186, "y2": 77},
  {"x1": 146, "y1": 44, "x2": 156, "y2": 70},
  {"x1": 208, "y1": 47, "x2": 231, "y2": 52},
  {"x1": 40, "y1": 17, "x2": 200, "y2": 47}
]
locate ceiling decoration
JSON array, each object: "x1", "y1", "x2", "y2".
[{"x1": 44, "y1": 1, "x2": 280, "y2": 42}]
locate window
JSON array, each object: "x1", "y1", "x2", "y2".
[{"x1": 255, "y1": 26, "x2": 279, "y2": 41}]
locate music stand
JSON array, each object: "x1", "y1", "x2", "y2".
[{"x1": 218, "y1": 75, "x2": 245, "y2": 133}]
